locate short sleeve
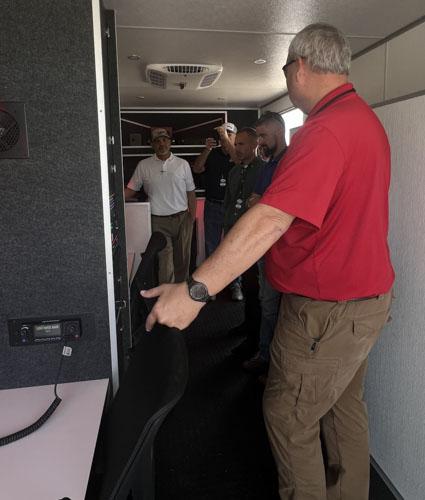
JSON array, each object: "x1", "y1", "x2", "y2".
[
  {"x1": 184, "y1": 161, "x2": 196, "y2": 191},
  {"x1": 127, "y1": 161, "x2": 144, "y2": 191},
  {"x1": 261, "y1": 125, "x2": 345, "y2": 228}
]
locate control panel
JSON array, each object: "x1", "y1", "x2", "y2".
[{"x1": 8, "y1": 314, "x2": 92, "y2": 346}]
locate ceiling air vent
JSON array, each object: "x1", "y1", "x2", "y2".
[
  {"x1": 200, "y1": 72, "x2": 221, "y2": 88},
  {"x1": 146, "y1": 64, "x2": 223, "y2": 90},
  {"x1": 147, "y1": 69, "x2": 167, "y2": 89},
  {"x1": 166, "y1": 65, "x2": 206, "y2": 74}
]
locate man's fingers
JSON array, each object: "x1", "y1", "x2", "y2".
[
  {"x1": 140, "y1": 286, "x2": 162, "y2": 298},
  {"x1": 145, "y1": 310, "x2": 157, "y2": 332}
]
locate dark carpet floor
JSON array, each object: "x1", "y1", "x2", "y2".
[{"x1": 155, "y1": 286, "x2": 397, "y2": 500}]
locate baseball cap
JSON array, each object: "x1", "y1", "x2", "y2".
[
  {"x1": 223, "y1": 122, "x2": 237, "y2": 134},
  {"x1": 151, "y1": 128, "x2": 171, "y2": 141}
]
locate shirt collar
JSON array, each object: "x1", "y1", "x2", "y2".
[
  {"x1": 269, "y1": 147, "x2": 287, "y2": 165},
  {"x1": 308, "y1": 82, "x2": 354, "y2": 118},
  {"x1": 154, "y1": 153, "x2": 173, "y2": 161},
  {"x1": 244, "y1": 156, "x2": 261, "y2": 168}
]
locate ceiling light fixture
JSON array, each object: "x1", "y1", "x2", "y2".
[
  {"x1": 128, "y1": 54, "x2": 141, "y2": 61},
  {"x1": 254, "y1": 58, "x2": 267, "y2": 65}
]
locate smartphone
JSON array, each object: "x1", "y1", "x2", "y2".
[{"x1": 212, "y1": 130, "x2": 221, "y2": 143}]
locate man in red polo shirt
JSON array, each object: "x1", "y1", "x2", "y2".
[{"x1": 142, "y1": 23, "x2": 394, "y2": 500}]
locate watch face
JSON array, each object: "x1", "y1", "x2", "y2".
[{"x1": 190, "y1": 282, "x2": 208, "y2": 301}]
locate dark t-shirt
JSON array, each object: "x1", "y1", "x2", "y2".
[
  {"x1": 254, "y1": 148, "x2": 286, "y2": 195},
  {"x1": 204, "y1": 148, "x2": 234, "y2": 201}
]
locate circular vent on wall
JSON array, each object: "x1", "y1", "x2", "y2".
[{"x1": 0, "y1": 109, "x2": 20, "y2": 152}]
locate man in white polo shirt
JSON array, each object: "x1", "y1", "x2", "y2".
[{"x1": 125, "y1": 128, "x2": 197, "y2": 284}]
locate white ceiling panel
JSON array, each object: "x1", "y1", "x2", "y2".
[
  {"x1": 105, "y1": 0, "x2": 425, "y2": 37},
  {"x1": 104, "y1": 0, "x2": 425, "y2": 108}
]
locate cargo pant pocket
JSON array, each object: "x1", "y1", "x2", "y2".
[
  {"x1": 352, "y1": 309, "x2": 391, "y2": 340},
  {"x1": 281, "y1": 353, "x2": 340, "y2": 407}
]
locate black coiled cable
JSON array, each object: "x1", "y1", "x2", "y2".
[
  {"x1": 0, "y1": 396, "x2": 62, "y2": 446},
  {"x1": 0, "y1": 343, "x2": 69, "y2": 447}
]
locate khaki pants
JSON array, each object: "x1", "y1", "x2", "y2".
[
  {"x1": 151, "y1": 211, "x2": 193, "y2": 284},
  {"x1": 263, "y1": 291, "x2": 392, "y2": 500}
]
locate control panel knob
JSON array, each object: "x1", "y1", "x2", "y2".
[{"x1": 20, "y1": 326, "x2": 29, "y2": 336}]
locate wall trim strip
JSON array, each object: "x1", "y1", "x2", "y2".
[
  {"x1": 353, "y1": 16, "x2": 425, "y2": 60},
  {"x1": 120, "y1": 107, "x2": 258, "y2": 111},
  {"x1": 372, "y1": 89, "x2": 425, "y2": 109},
  {"x1": 92, "y1": 0, "x2": 119, "y2": 394},
  {"x1": 371, "y1": 456, "x2": 403, "y2": 500}
]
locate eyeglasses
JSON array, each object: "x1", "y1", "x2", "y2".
[{"x1": 282, "y1": 59, "x2": 296, "y2": 77}]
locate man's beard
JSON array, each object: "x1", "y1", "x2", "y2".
[{"x1": 263, "y1": 143, "x2": 276, "y2": 158}]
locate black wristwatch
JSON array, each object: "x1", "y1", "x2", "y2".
[{"x1": 187, "y1": 276, "x2": 211, "y2": 303}]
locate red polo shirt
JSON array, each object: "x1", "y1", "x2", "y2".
[{"x1": 261, "y1": 83, "x2": 395, "y2": 300}]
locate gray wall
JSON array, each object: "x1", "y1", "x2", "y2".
[
  {"x1": 351, "y1": 21, "x2": 425, "y2": 499},
  {"x1": 351, "y1": 21, "x2": 425, "y2": 106},
  {"x1": 367, "y1": 95, "x2": 425, "y2": 500},
  {"x1": 262, "y1": 20, "x2": 425, "y2": 113},
  {"x1": 0, "y1": 0, "x2": 113, "y2": 388}
]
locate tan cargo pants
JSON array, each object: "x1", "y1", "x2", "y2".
[
  {"x1": 151, "y1": 211, "x2": 193, "y2": 284},
  {"x1": 263, "y1": 291, "x2": 392, "y2": 500}
]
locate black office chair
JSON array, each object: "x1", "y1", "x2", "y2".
[
  {"x1": 96, "y1": 324, "x2": 188, "y2": 500},
  {"x1": 86, "y1": 230, "x2": 188, "y2": 500},
  {"x1": 130, "y1": 231, "x2": 167, "y2": 338}
]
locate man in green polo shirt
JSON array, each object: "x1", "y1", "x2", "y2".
[{"x1": 223, "y1": 127, "x2": 264, "y2": 300}]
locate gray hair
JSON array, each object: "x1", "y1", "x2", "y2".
[{"x1": 288, "y1": 23, "x2": 351, "y2": 75}]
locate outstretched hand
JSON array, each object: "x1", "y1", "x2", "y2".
[{"x1": 141, "y1": 282, "x2": 206, "y2": 332}]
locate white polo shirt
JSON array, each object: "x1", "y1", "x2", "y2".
[{"x1": 128, "y1": 153, "x2": 196, "y2": 216}]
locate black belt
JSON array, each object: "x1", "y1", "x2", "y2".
[
  {"x1": 290, "y1": 293, "x2": 380, "y2": 303},
  {"x1": 152, "y1": 210, "x2": 187, "y2": 218},
  {"x1": 348, "y1": 295, "x2": 380, "y2": 302},
  {"x1": 206, "y1": 198, "x2": 224, "y2": 204}
]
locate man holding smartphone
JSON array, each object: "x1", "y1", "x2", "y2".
[{"x1": 193, "y1": 122, "x2": 241, "y2": 299}]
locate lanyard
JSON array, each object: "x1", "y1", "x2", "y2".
[
  {"x1": 218, "y1": 147, "x2": 230, "y2": 187},
  {"x1": 309, "y1": 88, "x2": 356, "y2": 118},
  {"x1": 234, "y1": 165, "x2": 249, "y2": 211}
]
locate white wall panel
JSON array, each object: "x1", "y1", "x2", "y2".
[
  {"x1": 262, "y1": 20, "x2": 425, "y2": 115},
  {"x1": 386, "y1": 22, "x2": 425, "y2": 100},
  {"x1": 350, "y1": 45, "x2": 386, "y2": 105},
  {"x1": 367, "y1": 95, "x2": 425, "y2": 499},
  {"x1": 124, "y1": 202, "x2": 152, "y2": 281},
  {"x1": 262, "y1": 93, "x2": 293, "y2": 113}
]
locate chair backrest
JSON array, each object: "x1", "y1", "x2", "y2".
[
  {"x1": 98, "y1": 323, "x2": 188, "y2": 500},
  {"x1": 130, "y1": 231, "x2": 167, "y2": 336}
]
